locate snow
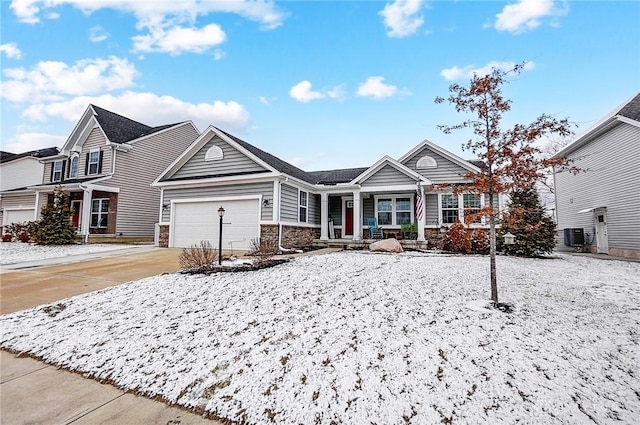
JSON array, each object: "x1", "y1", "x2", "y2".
[
  {"x1": 1, "y1": 251, "x2": 639, "y2": 424},
  {"x1": 0, "y1": 242, "x2": 142, "y2": 265}
]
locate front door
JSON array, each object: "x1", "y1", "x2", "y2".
[
  {"x1": 595, "y1": 209, "x2": 608, "y2": 254},
  {"x1": 71, "y1": 200, "x2": 82, "y2": 229},
  {"x1": 344, "y1": 200, "x2": 354, "y2": 236}
]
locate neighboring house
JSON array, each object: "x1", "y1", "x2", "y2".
[
  {"x1": 28, "y1": 105, "x2": 200, "y2": 241},
  {"x1": 0, "y1": 147, "x2": 59, "y2": 233},
  {"x1": 153, "y1": 126, "x2": 499, "y2": 251},
  {"x1": 553, "y1": 92, "x2": 640, "y2": 259}
]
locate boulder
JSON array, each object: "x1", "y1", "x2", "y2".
[{"x1": 370, "y1": 238, "x2": 403, "y2": 253}]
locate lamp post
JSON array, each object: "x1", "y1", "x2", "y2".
[{"x1": 218, "y1": 207, "x2": 225, "y2": 265}]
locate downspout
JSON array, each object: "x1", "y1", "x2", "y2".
[{"x1": 278, "y1": 179, "x2": 284, "y2": 249}]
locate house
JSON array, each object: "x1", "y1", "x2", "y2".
[
  {"x1": 26, "y1": 105, "x2": 200, "y2": 241},
  {"x1": 553, "y1": 92, "x2": 640, "y2": 259},
  {"x1": 1, "y1": 147, "x2": 60, "y2": 233},
  {"x1": 153, "y1": 126, "x2": 499, "y2": 251}
]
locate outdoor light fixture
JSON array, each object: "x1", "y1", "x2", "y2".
[
  {"x1": 503, "y1": 232, "x2": 516, "y2": 245},
  {"x1": 218, "y1": 207, "x2": 225, "y2": 265}
]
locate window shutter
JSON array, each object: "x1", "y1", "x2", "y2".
[
  {"x1": 66, "y1": 159, "x2": 70, "y2": 178},
  {"x1": 49, "y1": 162, "x2": 54, "y2": 182},
  {"x1": 61, "y1": 161, "x2": 66, "y2": 182},
  {"x1": 98, "y1": 150, "x2": 104, "y2": 174},
  {"x1": 85, "y1": 153, "x2": 89, "y2": 175}
]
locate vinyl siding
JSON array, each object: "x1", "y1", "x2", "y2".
[
  {"x1": 329, "y1": 196, "x2": 342, "y2": 226},
  {"x1": 361, "y1": 164, "x2": 416, "y2": 187},
  {"x1": 555, "y1": 122, "x2": 640, "y2": 251},
  {"x1": 0, "y1": 158, "x2": 43, "y2": 191},
  {"x1": 170, "y1": 135, "x2": 268, "y2": 180},
  {"x1": 308, "y1": 194, "x2": 321, "y2": 225},
  {"x1": 425, "y1": 194, "x2": 439, "y2": 225},
  {"x1": 162, "y1": 182, "x2": 274, "y2": 223},
  {"x1": 0, "y1": 193, "x2": 37, "y2": 228},
  {"x1": 281, "y1": 184, "x2": 298, "y2": 222},
  {"x1": 362, "y1": 197, "x2": 374, "y2": 225},
  {"x1": 105, "y1": 123, "x2": 200, "y2": 236},
  {"x1": 79, "y1": 128, "x2": 111, "y2": 177},
  {"x1": 402, "y1": 146, "x2": 471, "y2": 184}
]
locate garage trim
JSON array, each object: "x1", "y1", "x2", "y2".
[{"x1": 2, "y1": 207, "x2": 37, "y2": 228}]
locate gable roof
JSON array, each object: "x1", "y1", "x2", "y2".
[
  {"x1": 307, "y1": 168, "x2": 370, "y2": 185},
  {"x1": 0, "y1": 147, "x2": 60, "y2": 164},
  {"x1": 90, "y1": 105, "x2": 182, "y2": 145},
  {"x1": 554, "y1": 92, "x2": 640, "y2": 158},
  {"x1": 351, "y1": 155, "x2": 432, "y2": 186},
  {"x1": 398, "y1": 139, "x2": 481, "y2": 173}
]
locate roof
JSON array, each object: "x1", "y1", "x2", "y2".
[
  {"x1": 90, "y1": 105, "x2": 182, "y2": 144},
  {"x1": 553, "y1": 92, "x2": 640, "y2": 158},
  {"x1": 0, "y1": 147, "x2": 60, "y2": 164},
  {"x1": 307, "y1": 168, "x2": 370, "y2": 185}
]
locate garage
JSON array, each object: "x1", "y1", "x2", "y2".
[
  {"x1": 3, "y1": 209, "x2": 36, "y2": 228},
  {"x1": 170, "y1": 198, "x2": 260, "y2": 251}
]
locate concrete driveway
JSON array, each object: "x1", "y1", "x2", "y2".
[{"x1": 1, "y1": 247, "x2": 223, "y2": 425}]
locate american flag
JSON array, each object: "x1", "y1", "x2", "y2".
[{"x1": 416, "y1": 188, "x2": 424, "y2": 221}]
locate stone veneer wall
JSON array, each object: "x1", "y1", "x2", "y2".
[
  {"x1": 260, "y1": 224, "x2": 279, "y2": 248},
  {"x1": 259, "y1": 224, "x2": 320, "y2": 250},
  {"x1": 158, "y1": 224, "x2": 169, "y2": 247}
]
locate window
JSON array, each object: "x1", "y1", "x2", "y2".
[
  {"x1": 440, "y1": 193, "x2": 485, "y2": 225},
  {"x1": 376, "y1": 196, "x2": 414, "y2": 226},
  {"x1": 205, "y1": 145, "x2": 223, "y2": 161},
  {"x1": 463, "y1": 194, "x2": 481, "y2": 223},
  {"x1": 441, "y1": 194, "x2": 459, "y2": 224},
  {"x1": 91, "y1": 199, "x2": 109, "y2": 228},
  {"x1": 416, "y1": 155, "x2": 437, "y2": 169},
  {"x1": 52, "y1": 160, "x2": 63, "y2": 182},
  {"x1": 69, "y1": 155, "x2": 79, "y2": 179},
  {"x1": 88, "y1": 150, "x2": 100, "y2": 175},
  {"x1": 299, "y1": 190, "x2": 308, "y2": 222}
]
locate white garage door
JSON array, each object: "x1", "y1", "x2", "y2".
[
  {"x1": 4, "y1": 209, "x2": 35, "y2": 226},
  {"x1": 171, "y1": 199, "x2": 260, "y2": 251}
]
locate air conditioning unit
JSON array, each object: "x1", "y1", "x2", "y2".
[{"x1": 564, "y1": 228, "x2": 585, "y2": 246}]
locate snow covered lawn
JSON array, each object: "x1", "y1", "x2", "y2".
[
  {"x1": 1, "y1": 252, "x2": 639, "y2": 424},
  {"x1": 0, "y1": 242, "x2": 141, "y2": 265}
]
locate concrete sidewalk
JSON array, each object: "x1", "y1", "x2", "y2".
[{"x1": 1, "y1": 247, "x2": 222, "y2": 425}]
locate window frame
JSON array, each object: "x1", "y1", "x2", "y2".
[
  {"x1": 90, "y1": 198, "x2": 109, "y2": 229},
  {"x1": 439, "y1": 193, "x2": 486, "y2": 226},
  {"x1": 52, "y1": 160, "x2": 63, "y2": 182},
  {"x1": 88, "y1": 149, "x2": 100, "y2": 175},
  {"x1": 374, "y1": 194, "x2": 415, "y2": 227},
  {"x1": 69, "y1": 155, "x2": 79, "y2": 179},
  {"x1": 298, "y1": 190, "x2": 308, "y2": 223},
  {"x1": 205, "y1": 145, "x2": 224, "y2": 161}
]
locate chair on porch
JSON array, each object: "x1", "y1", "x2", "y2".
[{"x1": 367, "y1": 217, "x2": 384, "y2": 239}]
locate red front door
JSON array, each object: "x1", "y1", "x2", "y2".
[{"x1": 345, "y1": 202, "x2": 354, "y2": 236}]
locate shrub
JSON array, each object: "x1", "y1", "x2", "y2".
[
  {"x1": 471, "y1": 229, "x2": 490, "y2": 254},
  {"x1": 443, "y1": 221, "x2": 471, "y2": 254},
  {"x1": 248, "y1": 237, "x2": 277, "y2": 260},
  {"x1": 179, "y1": 240, "x2": 219, "y2": 270},
  {"x1": 3, "y1": 222, "x2": 31, "y2": 242}
]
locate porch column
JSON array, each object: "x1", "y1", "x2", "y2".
[
  {"x1": 320, "y1": 192, "x2": 329, "y2": 240},
  {"x1": 352, "y1": 190, "x2": 361, "y2": 241},
  {"x1": 80, "y1": 187, "x2": 93, "y2": 242},
  {"x1": 417, "y1": 185, "x2": 426, "y2": 242},
  {"x1": 34, "y1": 191, "x2": 42, "y2": 220}
]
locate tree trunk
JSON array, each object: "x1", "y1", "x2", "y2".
[{"x1": 489, "y1": 201, "x2": 498, "y2": 304}]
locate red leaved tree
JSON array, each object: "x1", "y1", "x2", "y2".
[{"x1": 435, "y1": 63, "x2": 575, "y2": 306}]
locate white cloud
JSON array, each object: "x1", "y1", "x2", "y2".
[
  {"x1": 213, "y1": 49, "x2": 226, "y2": 61},
  {"x1": 440, "y1": 61, "x2": 536, "y2": 81},
  {"x1": 21, "y1": 91, "x2": 250, "y2": 132},
  {"x1": 1, "y1": 56, "x2": 137, "y2": 103},
  {"x1": 132, "y1": 24, "x2": 226, "y2": 54},
  {"x1": 0, "y1": 42, "x2": 23, "y2": 59},
  {"x1": 289, "y1": 81, "x2": 326, "y2": 103},
  {"x1": 357, "y1": 76, "x2": 399, "y2": 99},
  {"x1": 89, "y1": 25, "x2": 108, "y2": 42},
  {"x1": 494, "y1": 0, "x2": 568, "y2": 34},
  {"x1": 379, "y1": 0, "x2": 425, "y2": 38},
  {"x1": 3, "y1": 132, "x2": 67, "y2": 153}
]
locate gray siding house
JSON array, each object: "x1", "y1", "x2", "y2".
[
  {"x1": 29, "y1": 105, "x2": 200, "y2": 241},
  {"x1": 154, "y1": 126, "x2": 498, "y2": 251},
  {"x1": 553, "y1": 92, "x2": 640, "y2": 259}
]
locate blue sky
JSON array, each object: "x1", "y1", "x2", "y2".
[{"x1": 1, "y1": 0, "x2": 638, "y2": 171}]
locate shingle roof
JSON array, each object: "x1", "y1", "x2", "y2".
[
  {"x1": 0, "y1": 147, "x2": 60, "y2": 164},
  {"x1": 307, "y1": 168, "x2": 370, "y2": 185},
  {"x1": 617, "y1": 93, "x2": 640, "y2": 121},
  {"x1": 91, "y1": 105, "x2": 182, "y2": 144}
]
